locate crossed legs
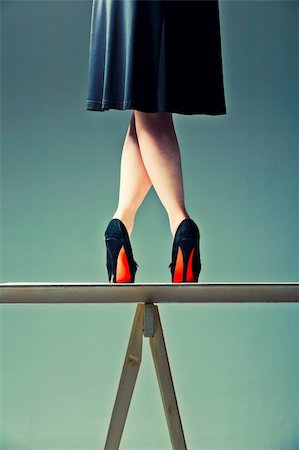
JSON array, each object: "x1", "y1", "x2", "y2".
[{"x1": 112, "y1": 110, "x2": 190, "y2": 237}]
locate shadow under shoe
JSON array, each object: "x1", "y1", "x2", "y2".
[
  {"x1": 104, "y1": 218, "x2": 138, "y2": 283},
  {"x1": 169, "y1": 218, "x2": 201, "y2": 283}
]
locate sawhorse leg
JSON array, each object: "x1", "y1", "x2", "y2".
[
  {"x1": 104, "y1": 303, "x2": 143, "y2": 449},
  {"x1": 104, "y1": 303, "x2": 187, "y2": 450}
]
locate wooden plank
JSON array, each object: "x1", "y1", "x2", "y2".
[
  {"x1": 149, "y1": 304, "x2": 187, "y2": 449},
  {"x1": 104, "y1": 303, "x2": 144, "y2": 450},
  {"x1": 0, "y1": 283, "x2": 298, "y2": 304}
]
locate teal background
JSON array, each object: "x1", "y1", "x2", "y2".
[{"x1": 1, "y1": 1, "x2": 298, "y2": 449}]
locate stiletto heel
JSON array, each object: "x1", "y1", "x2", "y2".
[
  {"x1": 168, "y1": 218, "x2": 201, "y2": 283},
  {"x1": 104, "y1": 218, "x2": 138, "y2": 283}
]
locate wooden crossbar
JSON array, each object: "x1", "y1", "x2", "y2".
[{"x1": 0, "y1": 282, "x2": 298, "y2": 303}]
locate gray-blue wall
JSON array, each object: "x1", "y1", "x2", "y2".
[{"x1": 1, "y1": 1, "x2": 298, "y2": 449}]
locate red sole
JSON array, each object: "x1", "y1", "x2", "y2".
[
  {"x1": 110, "y1": 245, "x2": 132, "y2": 283},
  {"x1": 173, "y1": 245, "x2": 195, "y2": 283}
]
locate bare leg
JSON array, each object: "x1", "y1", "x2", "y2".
[
  {"x1": 112, "y1": 111, "x2": 152, "y2": 236},
  {"x1": 133, "y1": 111, "x2": 189, "y2": 237}
]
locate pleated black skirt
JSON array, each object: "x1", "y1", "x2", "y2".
[{"x1": 86, "y1": 0, "x2": 227, "y2": 115}]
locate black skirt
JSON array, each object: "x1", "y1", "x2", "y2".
[{"x1": 86, "y1": 0, "x2": 227, "y2": 115}]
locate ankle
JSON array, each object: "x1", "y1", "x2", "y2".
[
  {"x1": 112, "y1": 211, "x2": 135, "y2": 236},
  {"x1": 169, "y1": 212, "x2": 190, "y2": 237}
]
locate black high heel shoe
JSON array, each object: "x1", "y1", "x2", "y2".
[
  {"x1": 168, "y1": 218, "x2": 201, "y2": 283},
  {"x1": 104, "y1": 218, "x2": 138, "y2": 283}
]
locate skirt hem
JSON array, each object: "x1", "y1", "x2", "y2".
[{"x1": 86, "y1": 100, "x2": 227, "y2": 116}]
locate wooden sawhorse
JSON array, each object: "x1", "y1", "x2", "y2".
[
  {"x1": 1, "y1": 282, "x2": 298, "y2": 450},
  {"x1": 104, "y1": 303, "x2": 186, "y2": 450}
]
